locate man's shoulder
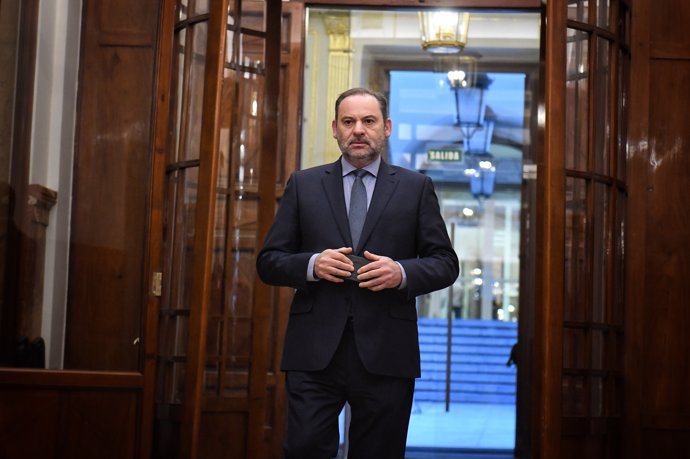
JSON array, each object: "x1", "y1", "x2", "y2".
[
  {"x1": 291, "y1": 161, "x2": 337, "y2": 179},
  {"x1": 385, "y1": 163, "x2": 429, "y2": 183}
]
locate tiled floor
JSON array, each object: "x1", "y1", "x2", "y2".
[
  {"x1": 336, "y1": 401, "x2": 515, "y2": 458},
  {"x1": 407, "y1": 401, "x2": 516, "y2": 450}
]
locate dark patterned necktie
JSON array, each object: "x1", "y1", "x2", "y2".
[{"x1": 348, "y1": 169, "x2": 367, "y2": 250}]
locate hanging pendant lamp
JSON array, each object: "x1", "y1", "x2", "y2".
[{"x1": 418, "y1": 11, "x2": 470, "y2": 54}]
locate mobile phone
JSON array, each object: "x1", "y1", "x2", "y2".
[{"x1": 344, "y1": 254, "x2": 370, "y2": 282}]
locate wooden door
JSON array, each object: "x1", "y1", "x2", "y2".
[
  {"x1": 536, "y1": 0, "x2": 630, "y2": 457},
  {"x1": 625, "y1": 0, "x2": 690, "y2": 457},
  {"x1": 151, "y1": 0, "x2": 290, "y2": 458},
  {"x1": 2, "y1": 1, "x2": 164, "y2": 458}
]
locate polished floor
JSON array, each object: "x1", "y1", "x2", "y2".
[
  {"x1": 407, "y1": 401, "x2": 516, "y2": 451},
  {"x1": 336, "y1": 401, "x2": 516, "y2": 458}
]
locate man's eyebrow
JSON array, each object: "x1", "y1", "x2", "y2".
[{"x1": 338, "y1": 114, "x2": 380, "y2": 122}]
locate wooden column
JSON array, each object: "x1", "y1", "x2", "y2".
[{"x1": 17, "y1": 184, "x2": 57, "y2": 344}]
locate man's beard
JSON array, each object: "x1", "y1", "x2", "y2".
[{"x1": 338, "y1": 137, "x2": 386, "y2": 163}]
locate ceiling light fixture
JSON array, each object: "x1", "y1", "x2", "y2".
[{"x1": 418, "y1": 11, "x2": 471, "y2": 54}]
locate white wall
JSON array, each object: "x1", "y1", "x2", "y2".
[{"x1": 31, "y1": 0, "x2": 82, "y2": 368}]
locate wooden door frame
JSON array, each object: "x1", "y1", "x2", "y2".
[
  {"x1": 535, "y1": 1, "x2": 566, "y2": 458},
  {"x1": 157, "y1": 0, "x2": 284, "y2": 457},
  {"x1": 178, "y1": 0, "x2": 233, "y2": 455},
  {"x1": 142, "y1": 1, "x2": 177, "y2": 457},
  {"x1": 249, "y1": 0, "x2": 283, "y2": 455}
]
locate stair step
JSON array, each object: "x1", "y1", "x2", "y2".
[
  {"x1": 421, "y1": 361, "x2": 514, "y2": 373},
  {"x1": 420, "y1": 351, "x2": 512, "y2": 362},
  {"x1": 419, "y1": 371, "x2": 516, "y2": 384},
  {"x1": 415, "y1": 319, "x2": 518, "y2": 405},
  {"x1": 419, "y1": 335, "x2": 517, "y2": 346},
  {"x1": 420, "y1": 343, "x2": 514, "y2": 354},
  {"x1": 418, "y1": 327, "x2": 517, "y2": 336},
  {"x1": 413, "y1": 391, "x2": 516, "y2": 404},
  {"x1": 416, "y1": 380, "x2": 515, "y2": 393}
]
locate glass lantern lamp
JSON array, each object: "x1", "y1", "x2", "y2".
[{"x1": 419, "y1": 11, "x2": 471, "y2": 54}]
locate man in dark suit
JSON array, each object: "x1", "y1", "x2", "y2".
[{"x1": 257, "y1": 88, "x2": 459, "y2": 458}]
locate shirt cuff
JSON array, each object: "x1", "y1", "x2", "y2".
[
  {"x1": 396, "y1": 261, "x2": 407, "y2": 290},
  {"x1": 307, "y1": 253, "x2": 320, "y2": 281}
]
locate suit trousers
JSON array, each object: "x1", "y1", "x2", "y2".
[{"x1": 283, "y1": 318, "x2": 415, "y2": 459}]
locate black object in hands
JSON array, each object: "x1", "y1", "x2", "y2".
[{"x1": 344, "y1": 255, "x2": 371, "y2": 282}]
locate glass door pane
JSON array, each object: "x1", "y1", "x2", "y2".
[
  {"x1": 154, "y1": 9, "x2": 208, "y2": 453},
  {"x1": 302, "y1": 7, "x2": 541, "y2": 454},
  {"x1": 559, "y1": 1, "x2": 628, "y2": 454},
  {"x1": 154, "y1": 0, "x2": 283, "y2": 456}
]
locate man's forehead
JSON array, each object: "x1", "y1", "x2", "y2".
[{"x1": 338, "y1": 94, "x2": 382, "y2": 118}]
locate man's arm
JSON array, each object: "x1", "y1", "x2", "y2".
[
  {"x1": 397, "y1": 176, "x2": 459, "y2": 297},
  {"x1": 256, "y1": 173, "x2": 358, "y2": 289},
  {"x1": 256, "y1": 174, "x2": 314, "y2": 290}
]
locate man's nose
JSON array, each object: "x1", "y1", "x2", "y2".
[{"x1": 353, "y1": 121, "x2": 365, "y2": 133}]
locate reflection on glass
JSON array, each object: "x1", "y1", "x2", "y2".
[
  {"x1": 200, "y1": 8, "x2": 268, "y2": 400},
  {"x1": 156, "y1": 313, "x2": 188, "y2": 404},
  {"x1": 240, "y1": 33, "x2": 266, "y2": 72},
  {"x1": 590, "y1": 375, "x2": 604, "y2": 417},
  {"x1": 225, "y1": 28, "x2": 235, "y2": 68},
  {"x1": 173, "y1": 28, "x2": 186, "y2": 163},
  {"x1": 568, "y1": 0, "x2": 589, "y2": 23},
  {"x1": 182, "y1": 23, "x2": 208, "y2": 161},
  {"x1": 241, "y1": 3, "x2": 266, "y2": 33},
  {"x1": 0, "y1": 0, "x2": 22, "y2": 368},
  {"x1": 566, "y1": 28, "x2": 589, "y2": 172},
  {"x1": 591, "y1": 330, "x2": 604, "y2": 370},
  {"x1": 177, "y1": 0, "x2": 188, "y2": 21},
  {"x1": 563, "y1": 328, "x2": 587, "y2": 370},
  {"x1": 617, "y1": 51, "x2": 629, "y2": 182},
  {"x1": 614, "y1": 190, "x2": 626, "y2": 325},
  {"x1": 193, "y1": 0, "x2": 209, "y2": 16},
  {"x1": 592, "y1": 182, "x2": 609, "y2": 323},
  {"x1": 621, "y1": 4, "x2": 631, "y2": 47},
  {"x1": 594, "y1": 38, "x2": 610, "y2": 175},
  {"x1": 564, "y1": 177, "x2": 588, "y2": 322},
  {"x1": 562, "y1": 374, "x2": 587, "y2": 417},
  {"x1": 597, "y1": 0, "x2": 610, "y2": 29},
  {"x1": 235, "y1": 75, "x2": 264, "y2": 186},
  {"x1": 172, "y1": 167, "x2": 198, "y2": 311},
  {"x1": 157, "y1": 164, "x2": 197, "y2": 405}
]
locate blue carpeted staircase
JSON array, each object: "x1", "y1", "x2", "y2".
[{"x1": 415, "y1": 318, "x2": 518, "y2": 405}]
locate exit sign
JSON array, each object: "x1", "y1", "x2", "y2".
[{"x1": 427, "y1": 148, "x2": 463, "y2": 162}]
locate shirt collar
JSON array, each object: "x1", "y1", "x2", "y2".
[{"x1": 341, "y1": 155, "x2": 381, "y2": 178}]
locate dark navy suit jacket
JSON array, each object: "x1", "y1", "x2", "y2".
[{"x1": 256, "y1": 158, "x2": 459, "y2": 378}]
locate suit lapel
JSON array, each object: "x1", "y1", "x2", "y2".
[
  {"x1": 321, "y1": 160, "x2": 351, "y2": 245},
  {"x1": 356, "y1": 160, "x2": 399, "y2": 252}
]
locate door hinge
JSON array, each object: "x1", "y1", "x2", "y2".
[
  {"x1": 152, "y1": 271, "x2": 163, "y2": 297},
  {"x1": 522, "y1": 163, "x2": 538, "y2": 180}
]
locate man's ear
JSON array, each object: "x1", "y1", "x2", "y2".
[
  {"x1": 385, "y1": 118, "x2": 392, "y2": 137},
  {"x1": 332, "y1": 119, "x2": 337, "y2": 138}
]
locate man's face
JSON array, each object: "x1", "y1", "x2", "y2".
[{"x1": 332, "y1": 94, "x2": 392, "y2": 168}]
